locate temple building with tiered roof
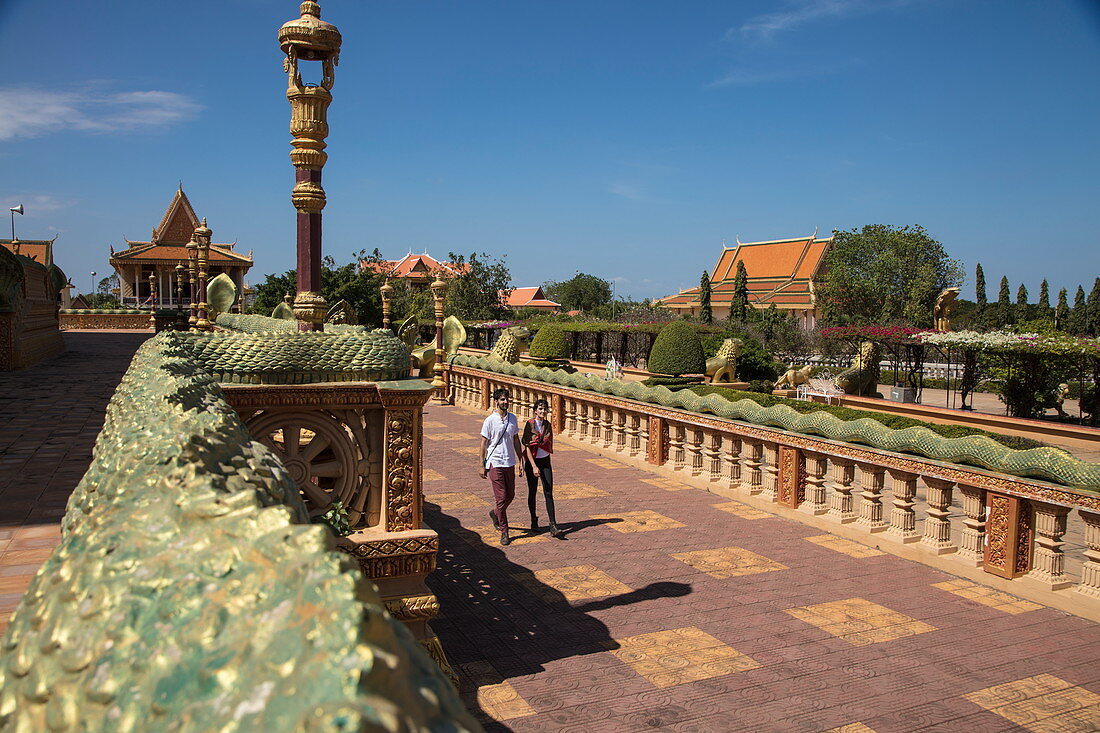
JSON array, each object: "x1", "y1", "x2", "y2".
[
  {"x1": 109, "y1": 187, "x2": 253, "y2": 308},
  {"x1": 657, "y1": 232, "x2": 833, "y2": 329}
]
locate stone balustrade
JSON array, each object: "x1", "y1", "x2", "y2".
[{"x1": 447, "y1": 362, "x2": 1100, "y2": 620}]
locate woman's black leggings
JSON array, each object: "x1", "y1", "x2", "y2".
[{"x1": 524, "y1": 455, "x2": 556, "y2": 525}]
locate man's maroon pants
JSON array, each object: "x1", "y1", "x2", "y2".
[{"x1": 488, "y1": 466, "x2": 516, "y2": 530}]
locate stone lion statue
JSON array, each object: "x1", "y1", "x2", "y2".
[
  {"x1": 489, "y1": 326, "x2": 531, "y2": 363},
  {"x1": 775, "y1": 364, "x2": 813, "y2": 390},
  {"x1": 705, "y1": 338, "x2": 743, "y2": 384},
  {"x1": 834, "y1": 340, "x2": 883, "y2": 397}
]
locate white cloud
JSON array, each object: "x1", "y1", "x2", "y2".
[
  {"x1": 2, "y1": 194, "x2": 77, "y2": 213},
  {"x1": 735, "y1": 0, "x2": 910, "y2": 40},
  {"x1": 0, "y1": 86, "x2": 202, "y2": 141}
]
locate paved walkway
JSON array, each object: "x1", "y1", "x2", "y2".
[
  {"x1": 0, "y1": 331, "x2": 149, "y2": 633},
  {"x1": 423, "y1": 405, "x2": 1100, "y2": 732}
]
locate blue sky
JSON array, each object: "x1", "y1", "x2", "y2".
[{"x1": 1, "y1": 0, "x2": 1098, "y2": 302}]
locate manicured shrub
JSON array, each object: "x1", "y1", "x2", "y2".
[
  {"x1": 528, "y1": 323, "x2": 570, "y2": 360},
  {"x1": 642, "y1": 375, "x2": 700, "y2": 390},
  {"x1": 648, "y1": 321, "x2": 706, "y2": 377}
]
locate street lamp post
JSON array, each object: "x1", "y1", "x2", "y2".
[
  {"x1": 148, "y1": 272, "x2": 158, "y2": 329},
  {"x1": 279, "y1": 1, "x2": 342, "y2": 332},
  {"x1": 90, "y1": 271, "x2": 96, "y2": 305},
  {"x1": 175, "y1": 263, "x2": 187, "y2": 330}
]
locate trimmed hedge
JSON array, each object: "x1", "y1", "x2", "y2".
[
  {"x1": 689, "y1": 385, "x2": 1049, "y2": 451},
  {"x1": 528, "y1": 323, "x2": 570, "y2": 360},
  {"x1": 649, "y1": 321, "x2": 706, "y2": 376}
]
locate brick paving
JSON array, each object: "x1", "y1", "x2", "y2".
[
  {"x1": 424, "y1": 404, "x2": 1100, "y2": 732},
  {"x1": 0, "y1": 331, "x2": 149, "y2": 633}
]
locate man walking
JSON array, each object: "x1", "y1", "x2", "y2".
[{"x1": 480, "y1": 387, "x2": 524, "y2": 546}]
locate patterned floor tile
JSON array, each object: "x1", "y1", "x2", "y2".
[
  {"x1": 459, "y1": 661, "x2": 536, "y2": 721},
  {"x1": 423, "y1": 468, "x2": 446, "y2": 482},
  {"x1": 804, "y1": 534, "x2": 885, "y2": 558},
  {"x1": 642, "y1": 477, "x2": 693, "y2": 491},
  {"x1": 963, "y1": 673, "x2": 1100, "y2": 732},
  {"x1": 428, "y1": 492, "x2": 489, "y2": 510},
  {"x1": 554, "y1": 482, "x2": 610, "y2": 499},
  {"x1": 426, "y1": 432, "x2": 472, "y2": 442},
  {"x1": 933, "y1": 579, "x2": 1042, "y2": 614},
  {"x1": 454, "y1": 446, "x2": 481, "y2": 456},
  {"x1": 423, "y1": 420, "x2": 448, "y2": 428},
  {"x1": 590, "y1": 510, "x2": 686, "y2": 533},
  {"x1": 455, "y1": 525, "x2": 549, "y2": 547},
  {"x1": 783, "y1": 598, "x2": 936, "y2": 646},
  {"x1": 671, "y1": 546, "x2": 788, "y2": 579},
  {"x1": 712, "y1": 501, "x2": 773, "y2": 519},
  {"x1": 822, "y1": 724, "x2": 876, "y2": 733},
  {"x1": 513, "y1": 564, "x2": 632, "y2": 602},
  {"x1": 587, "y1": 457, "x2": 628, "y2": 469},
  {"x1": 609, "y1": 626, "x2": 760, "y2": 689}
]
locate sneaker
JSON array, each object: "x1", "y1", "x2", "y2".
[
  {"x1": 489, "y1": 510, "x2": 500, "y2": 530},
  {"x1": 549, "y1": 523, "x2": 564, "y2": 539},
  {"x1": 500, "y1": 530, "x2": 511, "y2": 546}
]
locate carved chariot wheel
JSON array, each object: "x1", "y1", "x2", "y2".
[{"x1": 247, "y1": 411, "x2": 360, "y2": 518}]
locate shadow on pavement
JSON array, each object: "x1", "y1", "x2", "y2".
[{"x1": 423, "y1": 502, "x2": 692, "y2": 731}]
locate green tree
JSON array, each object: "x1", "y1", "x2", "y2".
[
  {"x1": 446, "y1": 251, "x2": 512, "y2": 321},
  {"x1": 84, "y1": 273, "x2": 120, "y2": 308},
  {"x1": 1088, "y1": 278, "x2": 1100, "y2": 336},
  {"x1": 732, "y1": 260, "x2": 750, "y2": 322},
  {"x1": 974, "y1": 263, "x2": 987, "y2": 309},
  {"x1": 1038, "y1": 279, "x2": 1050, "y2": 311},
  {"x1": 1016, "y1": 284, "x2": 1028, "y2": 306},
  {"x1": 1068, "y1": 285, "x2": 1088, "y2": 334},
  {"x1": 250, "y1": 249, "x2": 391, "y2": 323},
  {"x1": 698, "y1": 271, "x2": 712, "y2": 324},
  {"x1": 251, "y1": 270, "x2": 298, "y2": 315},
  {"x1": 543, "y1": 272, "x2": 612, "y2": 313},
  {"x1": 816, "y1": 224, "x2": 962, "y2": 327},
  {"x1": 998, "y1": 276, "x2": 1011, "y2": 306},
  {"x1": 1055, "y1": 288, "x2": 1069, "y2": 330}
]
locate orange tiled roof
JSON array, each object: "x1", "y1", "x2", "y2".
[
  {"x1": 1, "y1": 239, "x2": 54, "y2": 266},
  {"x1": 659, "y1": 233, "x2": 832, "y2": 311},
  {"x1": 500, "y1": 286, "x2": 560, "y2": 309},
  {"x1": 111, "y1": 242, "x2": 251, "y2": 264},
  {"x1": 361, "y1": 253, "x2": 469, "y2": 278}
]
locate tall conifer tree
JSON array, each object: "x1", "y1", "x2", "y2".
[
  {"x1": 1038, "y1": 279, "x2": 1050, "y2": 310},
  {"x1": 1016, "y1": 284, "x2": 1028, "y2": 306},
  {"x1": 732, "y1": 261, "x2": 749, "y2": 322},
  {"x1": 998, "y1": 276, "x2": 1011, "y2": 306},
  {"x1": 699, "y1": 271, "x2": 712, "y2": 324},
  {"x1": 975, "y1": 263, "x2": 987, "y2": 308},
  {"x1": 1069, "y1": 285, "x2": 1088, "y2": 334},
  {"x1": 1088, "y1": 277, "x2": 1100, "y2": 336},
  {"x1": 1056, "y1": 288, "x2": 1069, "y2": 330}
]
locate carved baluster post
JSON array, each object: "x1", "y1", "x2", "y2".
[
  {"x1": 856, "y1": 464, "x2": 888, "y2": 533},
  {"x1": 551, "y1": 393, "x2": 565, "y2": 435},
  {"x1": 886, "y1": 469, "x2": 920, "y2": 543},
  {"x1": 921, "y1": 478, "x2": 957, "y2": 555},
  {"x1": 1077, "y1": 510, "x2": 1100, "y2": 599},
  {"x1": 798, "y1": 453, "x2": 829, "y2": 515},
  {"x1": 628, "y1": 414, "x2": 642, "y2": 457},
  {"x1": 760, "y1": 443, "x2": 779, "y2": 502},
  {"x1": 380, "y1": 279, "x2": 393, "y2": 331},
  {"x1": 602, "y1": 407, "x2": 614, "y2": 450},
  {"x1": 280, "y1": 1, "x2": 342, "y2": 332},
  {"x1": 579, "y1": 403, "x2": 590, "y2": 441},
  {"x1": 1027, "y1": 500, "x2": 1072, "y2": 590},
  {"x1": 725, "y1": 436, "x2": 743, "y2": 493},
  {"x1": 742, "y1": 440, "x2": 764, "y2": 496},
  {"x1": 707, "y1": 433, "x2": 722, "y2": 482},
  {"x1": 671, "y1": 424, "x2": 686, "y2": 472},
  {"x1": 647, "y1": 416, "x2": 666, "y2": 466},
  {"x1": 827, "y1": 458, "x2": 856, "y2": 523},
  {"x1": 956, "y1": 484, "x2": 987, "y2": 567},
  {"x1": 615, "y1": 411, "x2": 627, "y2": 453},
  {"x1": 689, "y1": 429, "x2": 704, "y2": 476}
]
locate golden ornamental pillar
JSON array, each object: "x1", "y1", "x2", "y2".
[
  {"x1": 430, "y1": 277, "x2": 448, "y2": 403},
  {"x1": 194, "y1": 218, "x2": 212, "y2": 331},
  {"x1": 279, "y1": 1, "x2": 342, "y2": 332},
  {"x1": 147, "y1": 272, "x2": 157, "y2": 328},
  {"x1": 380, "y1": 279, "x2": 393, "y2": 331},
  {"x1": 186, "y1": 235, "x2": 198, "y2": 328}
]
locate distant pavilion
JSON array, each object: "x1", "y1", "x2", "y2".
[
  {"x1": 657, "y1": 233, "x2": 833, "y2": 329},
  {"x1": 360, "y1": 252, "x2": 467, "y2": 288},
  {"x1": 109, "y1": 187, "x2": 253, "y2": 308}
]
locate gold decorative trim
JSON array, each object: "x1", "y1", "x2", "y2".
[{"x1": 384, "y1": 594, "x2": 441, "y2": 621}]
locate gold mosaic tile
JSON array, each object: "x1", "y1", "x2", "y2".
[
  {"x1": 933, "y1": 579, "x2": 1042, "y2": 614},
  {"x1": 823, "y1": 725, "x2": 876, "y2": 733},
  {"x1": 591, "y1": 510, "x2": 685, "y2": 533},
  {"x1": 459, "y1": 661, "x2": 536, "y2": 721},
  {"x1": 672, "y1": 546, "x2": 788, "y2": 579},
  {"x1": 455, "y1": 525, "x2": 549, "y2": 547},
  {"x1": 428, "y1": 492, "x2": 489, "y2": 510},
  {"x1": 554, "y1": 482, "x2": 610, "y2": 499},
  {"x1": 963, "y1": 674, "x2": 1100, "y2": 732},
  {"x1": 643, "y1": 477, "x2": 693, "y2": 492},
  {"x1": 512, "y1": 564, "x2": 631, "y2": 602},
  {"x1": 713, "y1": 501, "x2": 772, "y2": 520},
  {"x1": 423, "y1": 420, "x2": 448, "y2": 428},
  {"x1": 783, "y1": 598, "x2": 935, "y2": 646},
  {"x1": 587, "y1": 457, "x2": 627, "y2": 469},
  {"x1": 804, "y1": 534, "x2": 885, "y2": 559},
  {"x1": 422, "y1": 468, "x2": 446, "y2": 482},
  {"x1": 426, "y1": 432, "x2": 470, "y2": 442},
  {"x1": 455, "y1": 446, "x2": 482, "y2": 456},
  {"x1": 610, "y1": 626, "x2": 760, "y2": 689}
]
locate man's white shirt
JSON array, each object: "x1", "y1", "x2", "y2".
[{"x1": 481, "y1": 411, "x2": 519, "y2": 469}]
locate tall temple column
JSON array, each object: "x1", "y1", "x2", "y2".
[{"x1": 279, "y1": 1, "x2": 342, "y2": 332}]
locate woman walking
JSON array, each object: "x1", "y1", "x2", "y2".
[{"x1": 522, "y1": 398, "x2": 564, "y2": 539}]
